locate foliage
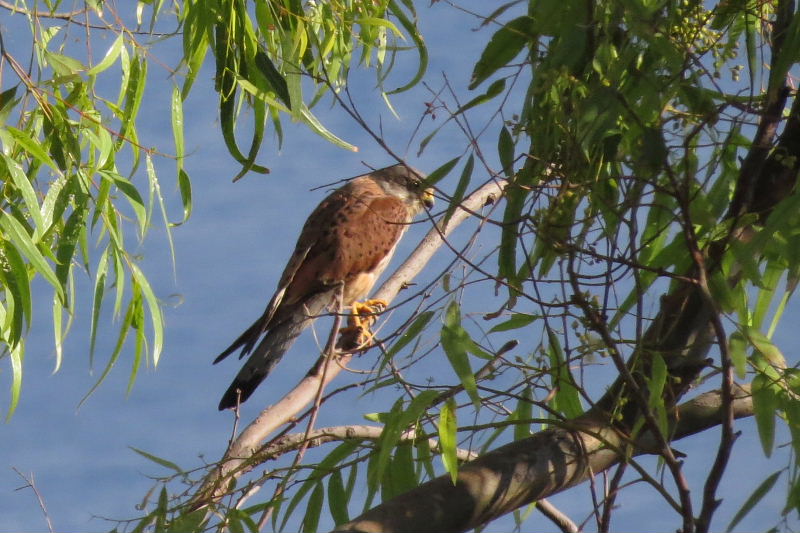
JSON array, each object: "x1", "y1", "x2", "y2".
[
  {"x1": 3, "y1": 0, "x2": 800, "y2": 532},
  {"x1": 0, "y1": 0, "x2": 423, "y2": 418}
]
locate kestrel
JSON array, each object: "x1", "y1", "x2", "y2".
[{"x1": 214, "y1": 164, "x2": 434, "y2": 410}]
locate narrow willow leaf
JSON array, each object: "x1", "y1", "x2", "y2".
[
  {"x1": 442, "y1": 155, "x2": 473, "y2": 230},
  {"x1": 726, "y1": 470, "x2": 782, "y2": 532},
  {"x1": 146, "y1": 155, "x2": 176, "y2": 268},
  {"x1": 415, "y1": 436, "x2": 435, "y2": 480},
  {"x1": 745, "y1": 326, "x2": 785, "y2": 366},
  {"x1": 0, "y1": 210, "x2": 64, "y2": 300},
  {"x1": 422, "y1": 157, "x2": 460, "y2": 188},
  {"x1": 87, "y1": 33, "x2": 124, "y2": 75},
  {"x1": 390, "y1": 443, "x2": 417, "y2": 496},
  {"x1": 52, "y1": 293, "x2": 63, "y2": 373},
  {"x1": 327, "y1": 469, "x2": 349, "y2": 526},
  {"x1": 753, "y1": 261, "x2": 782, "y2": 329},
  {"x1": 44, "y1": 50, "x2": 85, "y2": 76},
  {"x1": 546, "y1": 326, "x2": 583, "y2": 418},
  {"x1": 129, "y1": 446, "x2": 184, "y2": 473},
  {"x1": 108, "y1": 173, "x2": 148, "y2": 238},
  {"x1": 170, "y1": 85, "x2": 185, "y2": 168},
  {"x1": 728, "y1": 331, "x2": 747, "y2": 379},
  {"x1": 499, "y1": 180, "x2": 525, "y2": 289},
  {"x1": 470, "y1": 16, "x2": 536, "y2": 89},
  {"x1": 438, "y1": 398, "x2": 459, "y2": 484},
  {"x1": 455, "y1": 78, "x2": 506, "y2": 115},
  {"x1": 254, "y1": 48, "x2": 291, "y2": 108},
  {"x1": 129, "y1": 295, "x2": 145, "y2": 395},
  {"x1": 386, "y1": 0, "x2": 428, "y2": 94},
  {"x1": 513, "y1": 386, "x2": 533, "y2": 441},
  {"x1": 387, "y1": 311, "x2": 434, "y2": 358},
  {"x1": 2, "y1": 242, "x2": 32, "y2": 333},
  {"x1": 79, "y1": 298, "x2": 133, "y2": 406},
  {"x1": 130, "y1": 263, "x2": 163, "y2": 366},
  {"x1": 281, "y1": 440, "x2": 360, "y2": 530},
  {"x1": 5, "y1": 339, "x2": 23, "y2": 421},
  {"x1": 498, "y1": 125, "x2": 515, "y2": 177},
  {"x1": 368, "y1": 398, "x2": 405, "y2": 498},
  {"x1": 489, "y1": 313, "x2": 538, "y2": 332},
  {"x1": 6, "y1": 126, "x2": 61, "y2": 175},
  {"x1": 441, "y1": 301, "x2": 480, "y2": 409},
  {"x1": 2, "y1": 155, "x2": 46, "y2": 238},
  {"x1": 752, "y1": 374, "x2": 777, "y2": 457},
  {"x1": 302, "y1": 482, "x2": 324, "y2": 533},
  {"x1": 300, "y1": 106, "x2": 357, "y2": 152}
]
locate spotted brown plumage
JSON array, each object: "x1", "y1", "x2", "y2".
[{"x1": 214, "y1": 164, "x2": 434, "y2": 410}]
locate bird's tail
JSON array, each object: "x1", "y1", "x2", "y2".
[{"x1": 217, "y1": 296, "x2": 331, "y2": 410}]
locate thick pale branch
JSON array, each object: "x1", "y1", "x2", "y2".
[
  {"x1": 335, "y1": 385, "x2": 754, "y2": 533},
  {"x1": 255, "y1": 424, "x2": 478, "y2": 463},
  {"x1": 191, "y1": 179, "x2": 506, "y2": 507}
]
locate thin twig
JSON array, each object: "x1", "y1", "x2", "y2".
[{"x1": 13, "y1": 468, "x2": 54, "y2": 533}]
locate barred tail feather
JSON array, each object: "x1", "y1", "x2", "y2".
[{"x1": 217, "y1": 294, "x2": 334, "y2": 410}]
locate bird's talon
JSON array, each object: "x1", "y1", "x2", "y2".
[{"x1": 338, "y1": 298, "x2": 387, "y2": 350}]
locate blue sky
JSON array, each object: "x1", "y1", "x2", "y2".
[{"x1": 1, "y1": 2, "x2": 799, "y2": 532}]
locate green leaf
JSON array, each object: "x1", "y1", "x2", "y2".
[
  {"x1": 5, "y1": 340, "x2": 23, "y2": 421},
  {"x1": 387, "y1": 443, "x2": 417, "y2": 498},
  {"x1": 726, "y1": 470, "x2": 783, "y2": 532},
  {"x1": 87, "y1": 34, "x2": 124, "y2": 75},
  {"x1": 513, "y1": 386, "x2": 533, "y2": 441},
  {"x1": 442, "y1": 155, "x2": 473, "y2": 230},
  {"x1": 368, "y1": 399, "x2": 405, "y2": 498},
  {"x1": 2, "y1": 155, "x2": 46, "y2": 238},
  {"x1": 176, "y1": 169, "x2": 193, "y2": 224},
  {"x1": 498, "y1": 180, "x2": 526, "y2": 290},
  {"x1": 300, "y1": 105, "x2": 358, "y2": 152},
  {"x1": 470, "y1": 16, "x2": 536, "y2": 89},
  {"x1": 43, "y1": 50, "x2": 85, "y2": 77},
  {"x1": 745, "y1": 326, "x2": 785, "y2": 367},
  {"x1": 498, "y1": 126, "x2": 515, "y2": 177},
  {"x1": 489, "y1": 313, "x2": 538, "y2": 332},
  {"x1": 130, "y1": 263, "x2": 163, "y2": 367},
  {"x1": 423, "y1": 157, "x2": 461, "y2": 189},
  {"x1": 254, "y1": 48, "x2": 292, "y2": 109},
  {"x1": 327, "y1": 469, "x2": 350, "y2": 526},
  {"x1": 438, "y1": 398, "x2": 459, "y2": 484},
  {"x1": 728, "y1": 331, "x2": 747, "y2": 379},
  {"x1": 546, "y1": 326, "x2": 583, "y2": 418},
  {"x1": 6, "y1": 127, "x2": 61, "y2": 174},
  {"x1": 0, "y1": 210, "x2": 64, "y2": 301},
  {"x1": 282, "y1": 440, "x2": 360, "y2": 530},
  {"x1": 129, "y1": 447, "x2": 184, "y2": 474},
  {"x1": 386, "y1": 311, "x2": 434, "y2": 358},
  {"x1": 302, "y1": 482, "x2": 324, "y2": 533},
  {"x1": 455, "y1": 78, "x2": 506, "y2": 115},
  {"x1": 89, "y1": 251, "x2": 109, "y2": 361},
  {"x1": 441, "y1": 301, "x2": 481, "y2": 409},
  {"x1": 752, "y1": 374, "x2": 778, "y2": 457},
  {"x1": 2, "y1": 241, "x2": 32, "y2": 335},
  {"x1": 386, "y1": 0, "x2": 428, "y2": 94}
]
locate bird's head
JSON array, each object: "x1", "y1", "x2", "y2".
[{"x1": 372, "y1": 164, "x2": 435, "y2": 212}]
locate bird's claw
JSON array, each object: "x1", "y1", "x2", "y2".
[{"x1": 339, "y1": 299, "x2": 387, "y2": 350}]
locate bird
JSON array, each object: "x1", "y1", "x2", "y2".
[{"x1": 214, "y1": 164, "x2": 434, "y2": 410}]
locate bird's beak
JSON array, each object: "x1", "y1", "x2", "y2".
[{"x1": 422, "y1": 189, "x2": 435, "y2": 209}]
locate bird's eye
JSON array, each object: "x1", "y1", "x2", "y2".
[{"x1": 410, "y1": 179, "x2": 421, "y2": 189}]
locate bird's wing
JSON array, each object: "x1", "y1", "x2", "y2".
[{"x1": 213, "y1": 189, "x2": 355, "y2": 364}]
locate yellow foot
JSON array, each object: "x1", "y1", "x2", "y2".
[{"x1": 339, "y1": 299, "x2": 388, "y2": 349}]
